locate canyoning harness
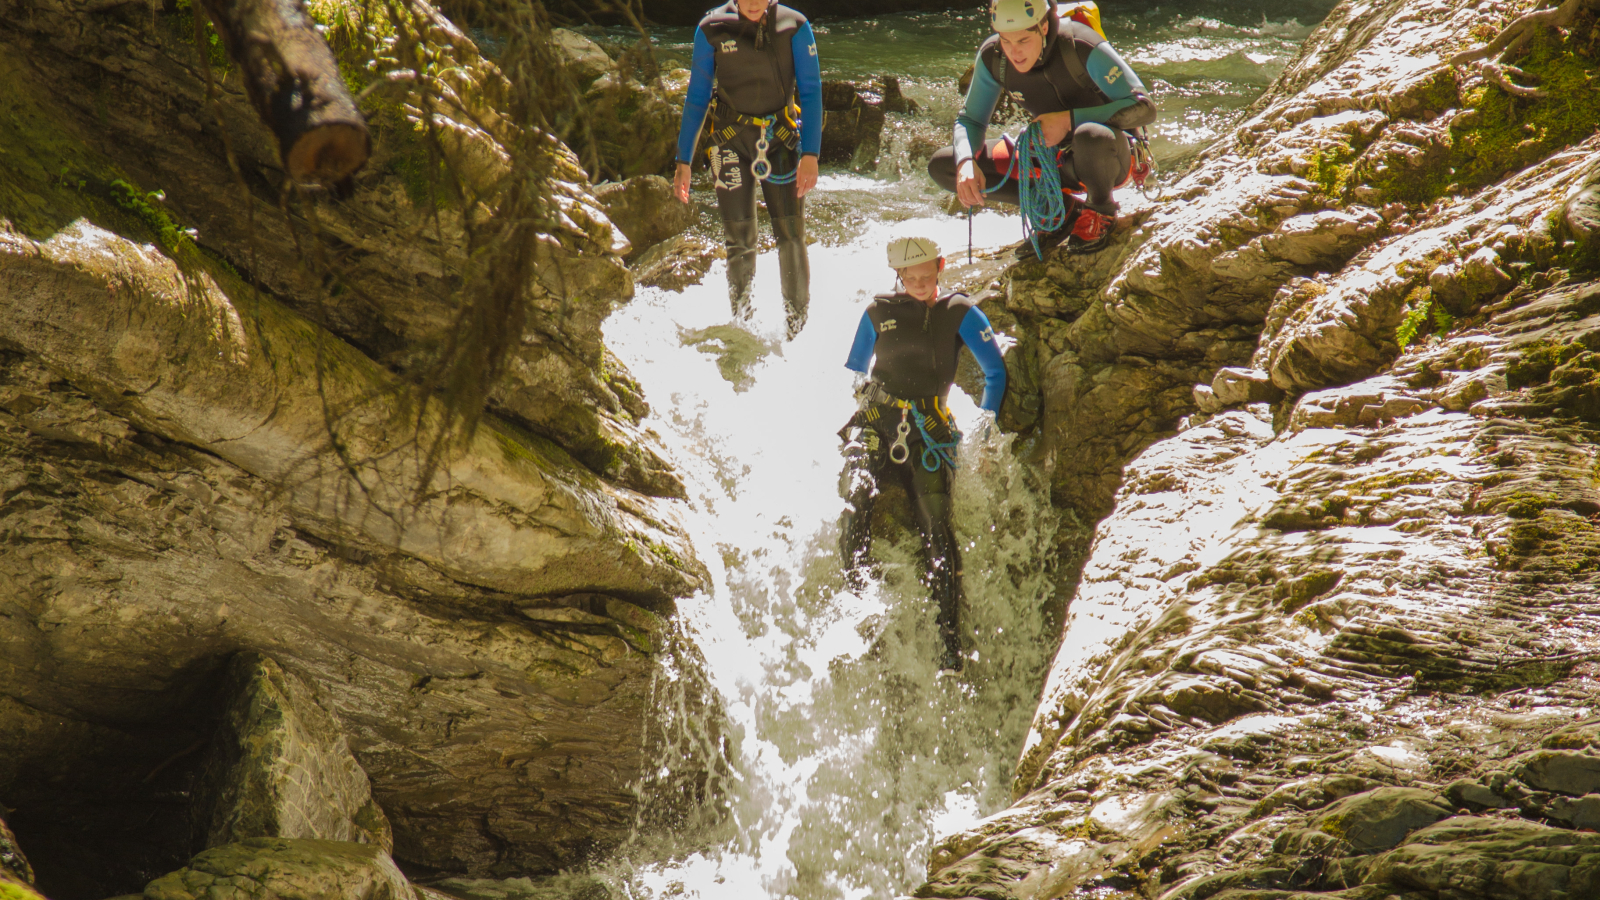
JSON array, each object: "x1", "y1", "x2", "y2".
[
  {"x1": 708, "y1": 99, "x2": 803, "y2": 187},
  {"x1": 848, "y1": 383, "x2": 962, "y2": 473}
]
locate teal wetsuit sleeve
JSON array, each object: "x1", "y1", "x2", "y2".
[
  {"x1": 958, "y1": 307, "x2": 1006, "y2": 412},
  {"x1": 1073, "y1": 41, "x2": 1143, "y2": 127},
  {"x1": 845, "y1": 312, "x2": 876, "y2": 373},
  {"x1": 676, "y1": 28, "x2": 717, "y2": 164},
  {"x1": 793, "y1": 22, "x2": 823, "y2": 157},
  {"x1": 953, "y1": 51, "x2": 1003, "y2": 167}
]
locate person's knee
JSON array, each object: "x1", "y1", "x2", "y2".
[{"x1": 1073, "y1": 121, "x2": 1117, "y2": 150}]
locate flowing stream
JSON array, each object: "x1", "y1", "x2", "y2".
[{"x1": 591, "y1": 4, "x2": 1334, "y2": 897}]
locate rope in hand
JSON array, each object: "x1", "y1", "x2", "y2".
[
  {"x1": 1015, "y1": 120, "x2": 1068, "y2": 260},
  {"x1": 960, "y1": 129, "x2": 1024, "y2": 262}
]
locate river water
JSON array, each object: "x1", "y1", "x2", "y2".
[{"x1": 593, "y1": 4, "x2": 1333, "y2": 897}]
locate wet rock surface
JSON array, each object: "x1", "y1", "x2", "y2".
[
  {"x1": 595, "y1": 175, "x2": 695, "y2": 258},
  {"x1": 0, "y1": 0, "x2": 716, "y2": 894},
  {"x1": 194, "y1": 654, "x2": 391, "y2": 852},
  {"x1": 141, "y1": 839, "x2": 413, "y2": 900},
  {"x1": 919, "y1": 0, "x2": 1600, "y2": 895}
]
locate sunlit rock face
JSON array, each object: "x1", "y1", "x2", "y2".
[
  {"x1": 922, "y1": 0, "x2": 1600, "y2": 894},
  {"x1": 0, "y1": 0, "x2": 715, "y2": 896}
]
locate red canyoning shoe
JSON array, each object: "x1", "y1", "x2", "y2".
[{"x1": 1066, "y1": 207, "x2": 1113, "y2": 255}]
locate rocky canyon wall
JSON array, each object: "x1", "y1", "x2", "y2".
[
  {"x1": 922, "y1": 0, "x2": 1600, "y2": 897},
  {"x1": 0, "y1": 1, "x2": 719, "y2": 897}
]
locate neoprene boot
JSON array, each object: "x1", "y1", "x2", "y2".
[
  {"x1": 771, "y1": 214, "x2": 810, "y2": 340},
  {"x1": 723, "y1": 215, "x2": 759, "y2": 322}
]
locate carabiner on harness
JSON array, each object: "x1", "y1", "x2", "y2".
[
  {"x1": 888, "y1": 409, "x2": 912, "y2": 465},
  {"x1": 751, "y1": 131, "x2": 773, "y2": 181}
]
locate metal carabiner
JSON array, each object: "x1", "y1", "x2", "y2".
[
  {"x1": 888, "y1": 412, "x2": 911, "y2": 465},
  {"x1": 751, "y1": 132, "x2": 773, "y2": 181}
]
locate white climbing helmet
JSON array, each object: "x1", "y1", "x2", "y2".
[
  {"x1": 887, "y1": 236, "x2": 941, "y2": 269},
  {"x1": 990, "y1": 0, "x2": 1050, "y2": 32}
]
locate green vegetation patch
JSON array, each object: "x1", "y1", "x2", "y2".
[
  {"x1": 0, "y1": 882, "x2": 43, "y2": 900},
  {"x1": 1453, "y1": 30, "x2": 1600, "y2": 190},
  {"x1": 1396, "y1": 285, "x2": 1457, "y2": 350},
  {"x1": 1305, "y1": 145, "x2": 1359, "y2": 200},
  {"x1": 1487, "y1": 509, "x2": 1600, "y2": 576},
  {"x1": 1506, "y1": 339, "x2": 1587, "y2": 388}
]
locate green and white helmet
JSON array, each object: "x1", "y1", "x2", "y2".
[
  {"x1": 887, "y1": 236, "x2": 940, "y2": 268},
  {"x1": 990, "y1": 0, "x2": 1049, "y2": 31}
]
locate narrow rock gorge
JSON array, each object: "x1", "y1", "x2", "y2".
[
  {"x1": 7, "y1": 0, "x2": 1600, "y2": 895},
  {"x1": 920, "y1": 0, "x2": 1600, "y2": 896}
]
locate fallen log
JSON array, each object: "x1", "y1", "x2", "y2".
[{"x1": 199, "y1": 0, "x2": 371, "y2": 181}]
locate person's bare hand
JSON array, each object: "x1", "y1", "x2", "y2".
[
  {"x1": 795, "y1": 155, "x2": 819, "y2": 198},
  {"x1": 956, "y1": 159, "x2": 986, "y2": 208},
  {"x1": 673, "y1": 162, "x2": 692, "y2": 203},
  {"x1": 1036, "y1": 111, "x2": 1073, "y2": 148}
]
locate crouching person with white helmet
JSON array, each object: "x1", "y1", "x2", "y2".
[
  {"x1": 928, "y1": 0, "x2": 1158, "y2": 257},
  {"x1": 837, "y1": 237, "x2": 1008, "y2": 673}
]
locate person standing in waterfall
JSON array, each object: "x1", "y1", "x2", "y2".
[
  {"x1": 928, "y1": 0, "x2": 1157, "y2": 256},
  {"x1": 838, "y1": 237, "x2": 1008, "y2": 673},
  {"x1": 672, "y1": 0, "x2": 822, "y2": 340}
]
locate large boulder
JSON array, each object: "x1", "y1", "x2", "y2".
[
  {"x1": 594, "y1": 175, "x2": 695, "y2": 258},
  {"x1": 550, "y1": 28, "x2": 612, "y2": 87},
  {"x1": 581, "y1": 69, "x2": 692, "y2": 181},
  {"x1": 820, "y1": 80, "x2": 888, "y2": 171},
  {"x1": 0, "y1": 1, "x2": 719, "y2": 889},
  {"x1": 194, "y1": 654, "x2": 391, "y2": 852},
  {"x1": 1292, "y1": 787, "x2": 1453, "y2": 854}
]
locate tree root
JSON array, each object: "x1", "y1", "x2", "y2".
[
  {"x1": 1449, "y1": 0, "x2": 1591, "y2": 67},
  {"x1": 1481, "y1": 62, "x2": 1548, "y2": 96}
]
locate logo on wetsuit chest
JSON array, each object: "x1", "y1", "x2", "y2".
[
  {"x1": 878, "y1": 320, "x2": 898, "y2": 334},
  {"x1": 719, "y1": 39, "x2": 739, "y2": 53}
]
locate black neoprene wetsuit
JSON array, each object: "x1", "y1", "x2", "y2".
[
  {"x1": 927, "y1": 16, "x2": 1154, "y2": 217},
  {"x1": 839, "y1": 291, "x2": 1008, "y2": 670},
  {"x1": 676, "y1": 1, "x2": 823, "y2": 338}
]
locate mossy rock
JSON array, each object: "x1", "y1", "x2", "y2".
[{"x1": 1308, "y1": 787, "x2": 1452, "y2": 853}]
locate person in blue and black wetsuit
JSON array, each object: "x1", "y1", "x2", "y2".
[
  {"x1": 928, "y1": 0, "x2": 1157, "y2": 255},
  {"x1": 838, "y1": 237, "x2": 1008, "y2": 673},
  {"x1": 673, "y1": 0, "x2": 823, "y2": 339}
]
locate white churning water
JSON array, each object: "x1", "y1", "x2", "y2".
[{"x1": 591, "y1": 7, "x2": 1327, "y2": 896}]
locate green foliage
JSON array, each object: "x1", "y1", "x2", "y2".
[
  {"x1": 166, "y1": 0, "x2": 232, "y2": 74},
  {"x1": 1506, "y1": 339, "x2": 1585, "y2": 388},
  {"x1": 1395, "y1": 285, "x2": 1453, "y2": 350},
  {"x1": 1454, "y1": 31, "x2": 1600, "y2": 190},
  {"x1": 108, "y1": 179, "x2": 193, "y2": 255},
  {"x1": 1305, "y1": 146, "x2": 1356, "y2": 199},
  {"x1": 0, "y1": 880, "x2": 45, "y2": 900}
]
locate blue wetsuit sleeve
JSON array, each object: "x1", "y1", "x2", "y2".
[
  {"x1": 793, "y1": 22, "x2": 823, "y2": 157},
  {"x1": 1073, "y1": 42, "x2": 1144, "y2": 127},
  {"x1": 676, "y1": 28, "x2": 717, "y2": 164},
  {"x1": 954, "y1": 51, "x2": 1003, "y2": 167},
  {"x1": 845, "y1": 312, "x2": 876, "y2": 374},
  {"x1": 958, "y1": 307, "x2": 1007, "y2": 412}
]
